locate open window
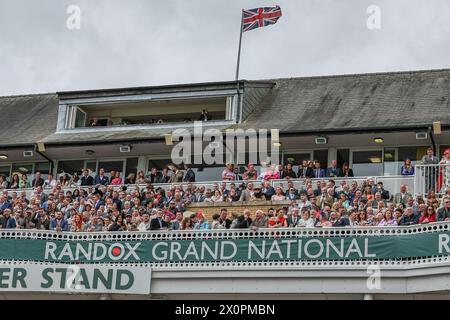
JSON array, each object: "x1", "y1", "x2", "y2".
[{"x1": 64, "y1": 96, "x2": 236, "y2": 129}]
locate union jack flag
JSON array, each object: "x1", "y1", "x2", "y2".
[{"x1": 242, "y1": 6, "x2": 282, "y2": 32}]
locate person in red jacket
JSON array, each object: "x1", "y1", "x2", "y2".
[{"x1": 419, "y1": 206, "x2": 437, "y2": 224}]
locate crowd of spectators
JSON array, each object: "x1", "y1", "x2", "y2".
[
  {"x1": 0, "y1": 148, "x2": 449, "y2": 232},
  {"x1": 0, "y1": 170, "x2": 449, "y2": 232}
]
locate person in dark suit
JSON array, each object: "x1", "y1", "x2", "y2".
[
  {"x1": 94, "y1": 168, "x2": 109, "y2": 186},
  {"x1": 326, "y1": 160, "x2": 341, "y2": 177},
  {"x1": 93, "y1": 194, "x2": 105, "y2": 211},
  {"x1": 339, "y1": 162, "x2": 354, "y2": 177},
  {"x1": 150, "y1": 210, "x2": 164, "y2": 230},
  {"x1": 313, "y1": 161, "x2": 325, "y2": 178},
  {"x1": 287, "y1": 208, "x2": 301, "y2": 227},
  {"x1": 32, "y1": 172, "x2": 45, "y2": 188},
  {"x1": 298, "y1": 160, "x2": 314, "y2": 178},
  {"x1": 261, "y1": 181, "x2": 275, "y2": 200},
  {"x1": 80, "y1": 169, "x2": 94, "y2": 186},
  {"x1": 183, "y1": 164, "x2": 196, "y2": 182}
]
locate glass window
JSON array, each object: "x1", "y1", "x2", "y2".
[
  {"x1": 313, "y1": 150, "x2": 328, "y2": 169},
  {"x1": 57, "y1": 160, "x2": 85, "y2": 176},
  {"x1": 352, "y1": 150, "x2": 383, "y2": 177},
  {"x1": 98, "y1": 161, "x2": 124, "y2": 177},
  {"x1": 383, "y1": 148, "x2": 397, "y2": 176},
  {"x1": 125, "y1": 158, "x2": 138, "y2": 179},
  {"x1": 75, "y1": 107, "x2": 87, "y2": 128},
  {"x1": 85, "y1": 161, "x2": 97, "y2": 174},
  {"x1": 35, "y1": 162, "x2": 50, "y2": 173},
  {"x1": 0, "y1": 165, "x2": 11, "y2": 179},
  {"x1": 337, "y1": 149, "x2": 350, "y2": 168},
  {"x1": 148, "y1": 159, "x2": 172, "y2": 171}
]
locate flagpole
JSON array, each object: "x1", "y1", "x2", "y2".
[{"x1": 235, "y1": 9, "x2": 244, "y2": 81}]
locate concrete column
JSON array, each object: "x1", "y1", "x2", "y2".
[
  {"x1": 328, "y1": 147, "x2": 337, "y2": 167},
  {"x1": 137, "y1": 156, "x2": 147, "y2": 174}
]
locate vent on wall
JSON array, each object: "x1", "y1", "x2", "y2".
[
  {"x1": 23, "y1": 151, "x2": 34, "y2": 157},
  {"x1": 120, "y1": 145, "x2": 131, "y2": 153},
  {"x1": 315, "y1": 137, "x2": 328, "y2": 145},
  {"x1": 416, "y1": 132, "x2": 428, "y2": 140}
]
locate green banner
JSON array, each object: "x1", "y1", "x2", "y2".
[{"x1": 1, "y1": 231, "x2": 450, "y2": 263}]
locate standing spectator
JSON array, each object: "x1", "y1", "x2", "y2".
[
  {"x1": 439, "y1": 149, "x2": 450, "y2": 193},
  {"x1": 199, "y1": 109, "x2": 211, "y2": 122},
  {"x1": 94, "y1": 168, "x2": 109, "y2": 186},
  {"x1": 326, "y1": 160, "x2": 341, "y2": 178},
  {"x1": 421, "y1": 147, "x2": 439, "y2": 193},
  {"x1": 32, "y1": 172, "x2": 44, "y2": 188},
  {"x1": 401, "y1": 158, "x2": 415, "y2": 176}
]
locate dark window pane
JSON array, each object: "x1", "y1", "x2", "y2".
[
  {"x1": 337, "y1": 149, "x2": 349, "y2": 168},
  {"x1": 352, "y1": 151, "x2": 383, "y2": 176},
  {"x1": 98, "y1": 161, "x2": 124, "y2": 176},
  {"x1": 57, "y1": 160, "x2": 84, "y2": 176},
  {"x1": 125, "y1": 158, "x2": 138, "y2": 179},
  {"x1": 313, "y1": 150, "x2": 328, "y2": 169}
]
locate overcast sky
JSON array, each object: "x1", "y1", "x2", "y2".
[{"x1": 0, "y1": 0, "x2": 450, "y2": 96}]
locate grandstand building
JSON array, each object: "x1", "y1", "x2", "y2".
[{"x1": 0, "y1": 68, "x2": 449, "y2": 182}]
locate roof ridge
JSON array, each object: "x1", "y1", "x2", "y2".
[{"x1": 256, "y1": 68, "x2": 450, "y2": 82}]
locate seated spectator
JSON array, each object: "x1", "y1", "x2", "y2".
[
  {"x1": 419, "y1": 206, "x2": 437, "y2": 224},
  {"x1": 243, "y1": 163, "x2": 258, "y2": 180},
  {"x1": 125, "y1": 173, "x2": 136, "y2": 185},
  {"x1": 9, "y1": 174, "x2": 20, "y2": 189},
  {"x1": 150, "y1": 210, "x2": 164, "y2": 230},
  {"x1": 31, "y1": 172, "x2": 44, "y2": 188},
  {"x1": 282, "y1": 163, "x2": 297, "y2": 179},
  {"x1": 111, "y1": 172, "x2": 123, "y2": 185},
  {"x1": 339, "y1": 162, "x2": 354, "y2": 177},
  {"x1": 378, "y1": 210, "x2": 398, "y2": 226},
  {"x1": 398, "y1": 207, "x2": 419, "y2": 226},
  {"x1": 298, "y1": 209, "x2": 315, "y2": 228},
  {"x1": 326, "y1": 160, "x2": 341, "y2": 178},
  {"x1": 50, "y1": 211, "x2": 69, "y2": 232},
  {"x1": 271, "y1": 187, "x2": 286, "y2": 201},
  {"x1": 94, "y1": 168, "x2": 109, "y2": 186},
  {"x1": 222, "y1": 163, "x2": 236, "y2": 181},
  {"x1": 401, "y1": 158, "x2": 415, "y2": 176},
  {"x1": 211, "y1": 213, "x2": 223, "y2": 229},
  {"x1": 181, "y1": 217, "x2": 193, "y2": 230},
  {"x1": 19, "y1": 174, "x2": 30, "y2": 189},
  {"x1": 211, "y1": 190, "x2": 223, "y2": 202},
  {"x1": 194, "y1": 212, "x2": 210, "y2": 230},
  {"x1": 261, "y1": 181, "x2": 275, "y2": 200},
  {"x1": 135, "y1": 170, "x2": 146, "y2": 184},
  {"x1": 437, "y1": 197, "x2": 450, "y2": 221}
]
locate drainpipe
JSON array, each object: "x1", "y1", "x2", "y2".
[
  {"x1": 34, "y1": 144, "x2": 55, "y2": 175},
  {"x1": 428, "y1": 126, "x2": 437, "y2": 154}
]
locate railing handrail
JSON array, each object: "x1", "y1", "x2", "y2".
[{"x1": 1, "y1": 220, "x2": 448, "y2": 239}]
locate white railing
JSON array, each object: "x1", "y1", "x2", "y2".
[
  {"x1": 415, "y1": 164, "x2": 450, "y2": 197},
  {"x1": 2, "y1": 175, "x2": 415, "y2": 200}
]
